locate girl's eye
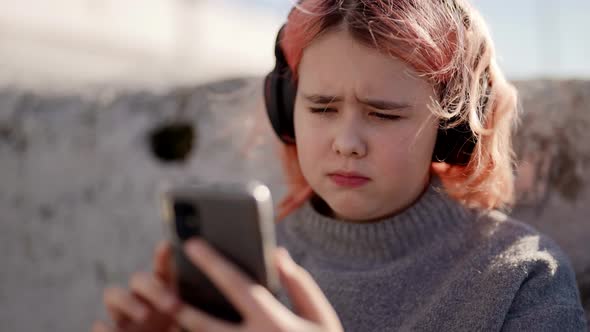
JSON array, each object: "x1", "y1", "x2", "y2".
[
  {"x1": 369, "y1": 112, "x2": 401, "y2": 120},
  {"x1": 309, "y1": 107, "x2": 336, "y2": 113}
]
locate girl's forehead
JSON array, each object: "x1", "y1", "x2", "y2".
[{"x1": 297, "y1": 29, "x2": 434, "y2": 100}]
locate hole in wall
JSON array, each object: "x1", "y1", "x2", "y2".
[{"x1": 149, "y1": 122, "x2": 195, "y2": 163}]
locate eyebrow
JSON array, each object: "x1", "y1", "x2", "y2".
[{"x1": 302, "y1": 93, "x2": 411, "y2": 111}]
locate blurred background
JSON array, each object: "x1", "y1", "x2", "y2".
[
  {"x1": 1, "y1": 0, "x2": 589, "y2": 89},
  {"x1": 0, "y1": 0, "x2": 589, "y2": 331}
]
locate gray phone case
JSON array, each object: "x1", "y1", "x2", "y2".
[{"x1": 159, "y1": 180, "x2": 280, "y2": 323}]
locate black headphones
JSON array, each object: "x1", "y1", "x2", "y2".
[{"x1": 263, "y1": 25, "x2": 480, "y2": 166}]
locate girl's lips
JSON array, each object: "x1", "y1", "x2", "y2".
[{"x1": 328, "y1": 174, "x2": 370, "y2": 187}]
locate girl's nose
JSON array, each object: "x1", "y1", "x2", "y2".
[{"x1": 332, "y1": 119, "x2": 367, "y2": 158}]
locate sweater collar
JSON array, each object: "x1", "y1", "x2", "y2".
[{"x1": 280, "y1": 177, "x2": 475, "y2": 265}]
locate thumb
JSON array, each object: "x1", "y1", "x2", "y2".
[{"x1": 274, "y1": 248, "x2": 342, "y2": 330}]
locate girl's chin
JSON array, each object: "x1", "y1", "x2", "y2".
[
  {"x1": 328, "y1": 203, "x2": 375, "y2": 221},
  {"x1": 328, "y1": 199, "x2": 400, "y2": 222},
  {"x1": 312, "y1": 188, "x2": 380, "y2": 221},
  {"x1": 313, "y1": 195, "x2": 366, "y2": 220}
]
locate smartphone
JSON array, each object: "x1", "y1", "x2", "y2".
[{"x1": 158, "y1": 180, "x2": 280, "y2": 323}]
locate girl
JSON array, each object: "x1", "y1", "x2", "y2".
[{"x1": 94, "y1": 0, "x2": 588, "y2": 331}]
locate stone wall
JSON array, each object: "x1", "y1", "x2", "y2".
[{"x1": 0, "y1": 78, "x2": 588, "y2": 331}]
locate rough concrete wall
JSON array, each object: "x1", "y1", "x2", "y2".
[
  {"x1": 511, "y1": 80, "x2": 590, "y2": 314},
  {"x1": 0, "y1": 78, "x2": 588, "y2": 331}
]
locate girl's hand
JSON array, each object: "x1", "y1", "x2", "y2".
[
  {"x1": 92, "y1": 241, "x2": 180, "y2": 332},
  {"x1": 93, "y1": 238, "x2": 343, "y2": 332},
  {"x1": 170, "y1": 238, "x2": 344, "y2": 332}
]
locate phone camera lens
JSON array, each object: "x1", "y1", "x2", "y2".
[{"x1": 173, "y1": 201, "x2": 201, "y2": 241}]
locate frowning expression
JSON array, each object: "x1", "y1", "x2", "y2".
[{"x1": 294, "y1": 27, "x2": 439, "y2": 222}]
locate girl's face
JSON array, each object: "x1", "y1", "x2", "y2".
[{"x1": 294, "y1": 27, "x2": 439, "y2": 222}]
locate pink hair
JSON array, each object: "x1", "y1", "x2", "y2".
[{"x1": 275, "y1": 0, "x2": 519, "y2": 221}]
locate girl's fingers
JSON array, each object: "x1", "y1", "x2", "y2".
[
  {"x1": 103, "y1": 286, "x2": 148, "y2": 322},
  {"x1": 129, "y1": 272, "x2": 180, "y2": 314},
  {"x1": 275, "y1": 248, "x2": 342, "y2": 330},
  {"x1": 183, "y1": 239, "x2": 279, "y2": 317},
  {"x1": 175, "y1": 304, "x2": 236, "y2": 332},
  {"x1": 153, "y1": 241, "x2": 174, "y2": 287}
]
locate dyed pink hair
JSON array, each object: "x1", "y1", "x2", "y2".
[{"x1": 275, "y1": 0, "x2": 519, "y2": 221}]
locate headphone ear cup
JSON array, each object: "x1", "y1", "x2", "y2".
[
  {"x1": 432, "y1": 123, "x2": 475, "y2": 166},
  {"x1": 279, "y1": 69, "x2": 297, "y2": 141},
  {"x1": 263, "y1": 25, "x2": 297, "y2": 144},
  {"x1": 264, "y1": 70, "x2": 296, "y2": 144},
  {"x1": 264, "y1": 72, "x2": 282, "y2": 141},
  {"x1": 434, "y1": 67, "x2": 492, "y2": 166}
]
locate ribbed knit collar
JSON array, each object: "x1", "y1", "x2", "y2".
[{"x1": 280, "y1": 177, "x2": 476, "y2": 265}]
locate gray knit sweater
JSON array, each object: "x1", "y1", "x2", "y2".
[{"x1": 275, "y1": 180, "x2": 588, "y2": 331}]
